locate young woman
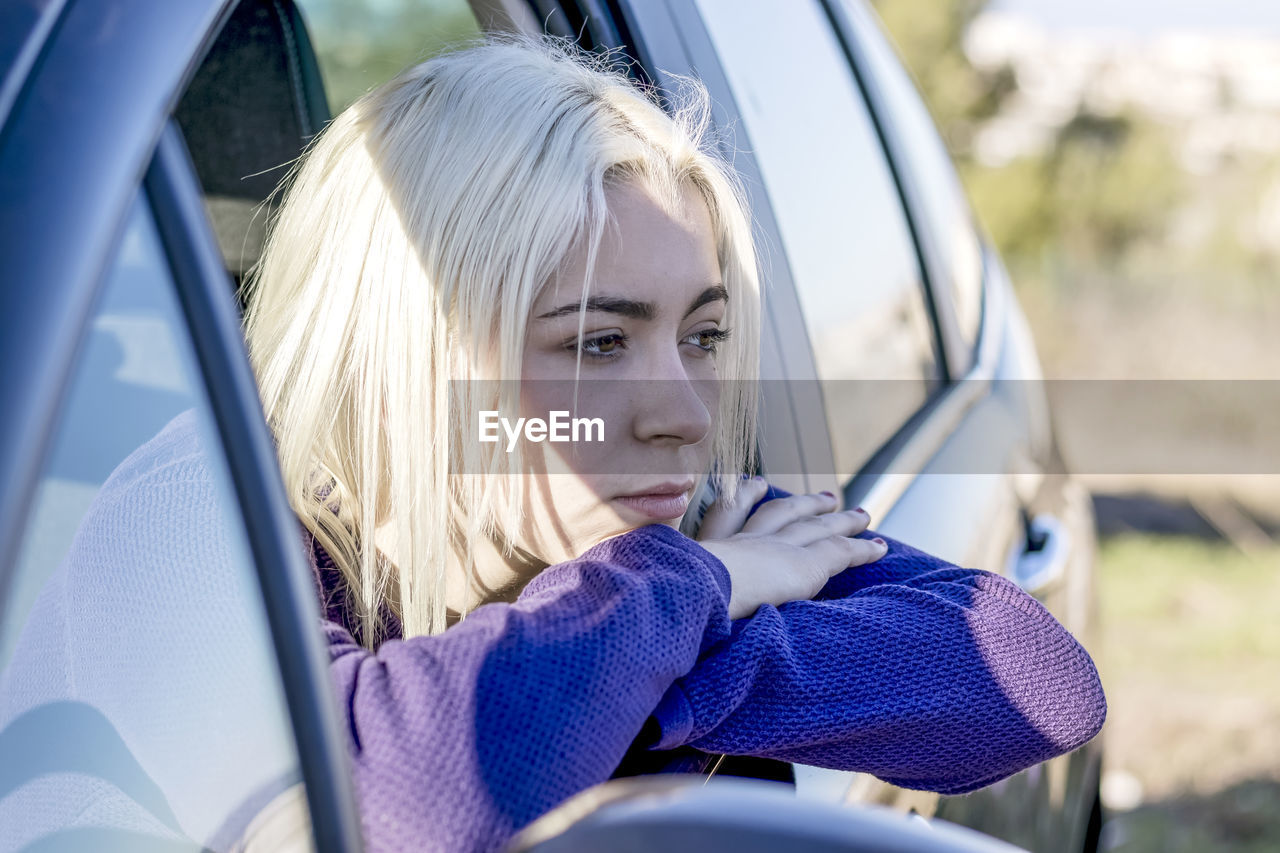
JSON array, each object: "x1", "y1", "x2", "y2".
[{"x1": 245, "y1": 37, "x2": 1106, "y2": 852}]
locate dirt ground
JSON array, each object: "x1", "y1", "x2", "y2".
[{"x1": 1087, "y1": 492, "x2": 1280, "y2": 852}]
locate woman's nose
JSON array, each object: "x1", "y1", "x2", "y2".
[{"x1": 628, "y1": 352, "x2": 714, "y2": 447}]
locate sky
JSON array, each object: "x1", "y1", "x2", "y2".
[{"x1": 992, "y1": 0, "x2": 1280, "y2": 37}]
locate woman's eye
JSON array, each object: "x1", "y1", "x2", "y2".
[
  {"x1": 684, "y1": 327, "x2": 732, "y2": 355},
  {"x1": 572, "y1": 333, "x2": 628, "y2": 358}
]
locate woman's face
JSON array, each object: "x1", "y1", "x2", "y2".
[{"x1": 517, "y1": 178, "x2": 725, "y2": 563}]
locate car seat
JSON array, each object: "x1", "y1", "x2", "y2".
[{"x1": 174, "y1": 0, "x2": 331, "y2": 303}]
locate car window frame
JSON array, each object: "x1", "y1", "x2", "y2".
[
  {"x1": 147, "y1": 120, "x2": 365, "y2": 853},
  {"x1": 507, "y1": 0, "x2": 866, "y2": 497},
  {"x1": 690, "y1": 0, "x2": 952, "y2": 486},
  {"x1": 822, "y1": 0, "x2": 987, "y2": 379},
  {"x1": 0, "y1": 2, "x2": 363, "y2": 850},
  {"x1": 816, "y1": 0, "x2": 1009, "y2": 517},
  {"x1": 608, "y1": 0, "x2": 951, "y2": 497}
]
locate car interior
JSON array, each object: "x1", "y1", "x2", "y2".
[{"x1": 175, "y1": 0, "x2": 330, "y2": 300}]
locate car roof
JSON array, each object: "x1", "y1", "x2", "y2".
[{"x1": 0, "y1": 0, "x2": 63, "y2": 132}]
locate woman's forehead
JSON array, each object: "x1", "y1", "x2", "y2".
[{"x1": 535, "y1": 180, "x2": 721, "y2": 319}]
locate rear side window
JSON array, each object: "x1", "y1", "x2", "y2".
[
  {"x1": 695, "y1": 0, "x2": 940, "y2": 483},
  {"x1": 847, "y1": 0, "x2": 985, "y2": 356},
  {"x1": 0, "y1": 195, "x2": 313, "y2": 851}
]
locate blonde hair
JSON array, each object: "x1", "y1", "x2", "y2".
[{"x1": 244, "y1": 36, "x2": 761, "y2": 642}]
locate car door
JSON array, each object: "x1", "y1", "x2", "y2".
[
  {"x1": 0, "y1": 1, "x2": 362, "y2": 850},
  {"x1": 609, "y1": 1, "x2": 1101, "y2": 851}
]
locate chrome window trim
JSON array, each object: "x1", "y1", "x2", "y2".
[{"x1": 851, "y1": 247, "x2": 1003, "y2": 519}]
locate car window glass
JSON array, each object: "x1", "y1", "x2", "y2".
[
  {"x1": 297, "y1": 0, "x2": 482, "y2": 112},
  {"x1": 0, "y1": 194, "x2": 314, "y2": 852},
  {"x1": 694, "y1": 0, "x2": 939, "y2": 483},
  {"x1": 847, "y1": 0, "x2": 984, "y2": 355}
]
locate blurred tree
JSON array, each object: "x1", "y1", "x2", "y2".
[
  {"x1": 959, "y1": 156, "x2": 1053, "y2": 260},
  {"x1": 1050, "y1": 111, "x2": 1183, "y2": 260},
  {"x1": 872, "y1": 0, "x2": 1183, "y2": 265},
  {"x1": 870, "y1": 0, "x2": 1013, "y2": 158}
]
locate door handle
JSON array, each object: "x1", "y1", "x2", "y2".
[{"x1": 1008, "y1": 513, "x2": 1069, "y2": 595}]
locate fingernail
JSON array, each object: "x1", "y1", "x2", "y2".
[
  {"x1": 752, "y1": 474, "x2": 765, "y2": 482},
  {"x1": 873, "y1": 537, "x2": 886, "y2": 547},
  {"x1": 854, "y1": 506, "x2": 867, "y2": 515},
  {"x1": 820, "y1": 490, "x2": 836, "y2": 498}
]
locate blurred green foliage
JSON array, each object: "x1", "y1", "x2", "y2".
[
  {"x1": 871, "y1": 0, "x2": 1184, "y2": 267},
  {"x1": 870, "y1": 0, "x2": 1010, "y2": 158},
  {"x1": 963, "y1": 110, "x2": 1184, "y2": 262},
  {"x1": 300, "y1": 0, "x2": 481, "y2": 113}
]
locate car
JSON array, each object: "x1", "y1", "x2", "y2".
[{"x1": 0, "y1": 1, "x2": 1103, "y2": 851}]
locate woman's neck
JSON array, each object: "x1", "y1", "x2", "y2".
[
  {"x1": 447, "y1": 533, "x2": 548, "y2": 614},
  {"x1": 375, "y1": 518, "x2": 548, "y2": 623}
]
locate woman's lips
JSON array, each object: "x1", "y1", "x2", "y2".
[{"x1": 613, "y1": 485, "x2": 693, "y2": 521}]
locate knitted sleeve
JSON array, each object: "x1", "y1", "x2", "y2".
[
  {"x1": 322, "y1": 523, "x2": 732, "y2": 853},
  {"x1": 647, "y1": 488, "x2": 1107, "y2": 795}
]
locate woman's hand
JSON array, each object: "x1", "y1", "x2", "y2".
[{"x1": 696, "y1": 478, "x2": 888, "y2": 619}]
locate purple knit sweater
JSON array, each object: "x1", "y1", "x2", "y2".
[{"x1": 308, "y1": 490, "x2": 1106, "y2": 852}]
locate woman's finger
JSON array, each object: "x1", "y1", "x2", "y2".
[
  {"x1": 741, "y1": 491, "x2": 840, "y2": 535},
  {"x1": 774, "y1": 508, "x2": 870, "y2": 547},
  {"x1": 804, "y1": 535, "x2": 888, "y2": 577},
  {"x1": 697, "y1": 476, "x2": 771, "y2": 540}
]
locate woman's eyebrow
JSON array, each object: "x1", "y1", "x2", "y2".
[
  {"x1": 535, "y1": 295, "x2": 654, "y2": 320},
  {"x1": 684, "y1": 284, "x2": 728, "y2": 318},
  {"x1": 534, "y1": 284, "x2": 726, "y2": 321}
]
